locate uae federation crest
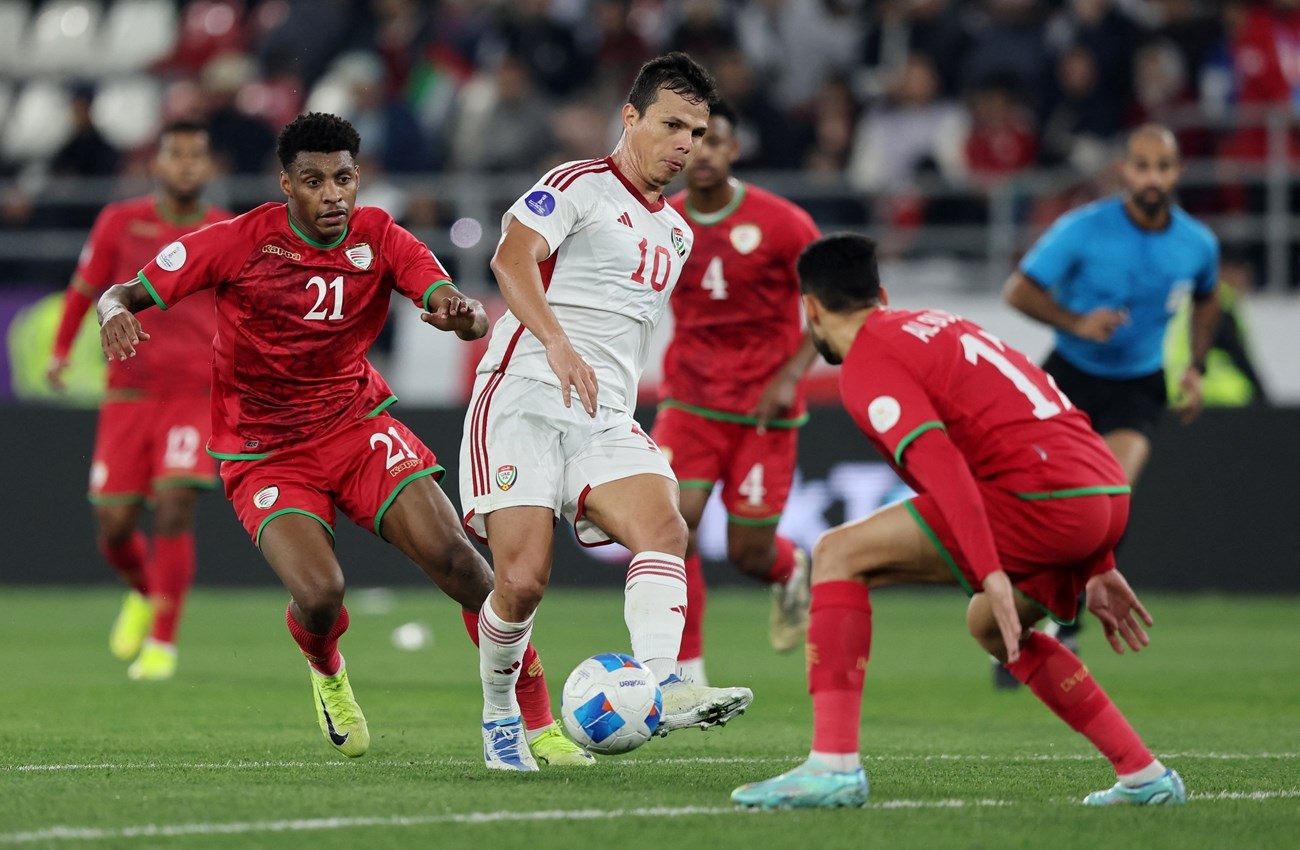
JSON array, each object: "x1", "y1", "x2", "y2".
[
  {"x1": 671, "y1": 226, "x2": 687, "y2": 257},
  {"x1": 345, "y1": 243, "x2": 374, "y2": 270},
  {"x1": 496, "y1": 465, "x2": 517, "y2": 491}
]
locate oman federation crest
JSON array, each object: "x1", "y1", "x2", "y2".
[
  {"x1": 496, "y1": 465, "x2": 517, "y2": 491},
  {"x1": 345, "y1": 243, "x2": 374, "y2": 270}
]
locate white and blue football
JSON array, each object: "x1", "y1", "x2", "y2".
[{"x1": 560, "y1": 653, "x2": 662, "y2": 755}]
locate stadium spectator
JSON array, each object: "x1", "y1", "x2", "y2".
[
  {"x1": 962, "y1": 0, "x2": 1053, "y2": 115},
  {"x1": 495, "y1": 0, "x2": 592, "y2": 98},
  {"x1": 48, "y1": 121, "x2": 228, "y2": 682},
  {"x1": 732, "y1": 233, "x2": 1186, "y2": 810},
  {"x1": 198, "y1": 54, "x2": 277, "y2": 176},
  {"x1": 448, "y1": 53, "x2": 556, "y2": 174},
  {"x1": 461, "y1": 54, "x2": 754, "y2": 771},
  {"x1": 334, "y1": 52, "x2": 433, "y2": 174},
  {"x1": 735, "y1": 0, "x2": 865, "y2": 113},
  {"x1": 50, "y1": 83, "x2": 119, "y2": 180},
  {"x1": 95, "y1": 112, "x2": 593, "y2": 768},
  {"x1": 1039, "y1": 44, "x2": 1124, "y2": 172},
  {"x1": 860, "y1": 0, "x2": 974, "y2": 99}
]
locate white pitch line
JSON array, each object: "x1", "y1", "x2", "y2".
[
  {"x1": 2, "y1": 792, "x2": 1297, "y2": 844},
  {"x1": 8, "y1": 752, "x2": 1297, "y2": 773}
]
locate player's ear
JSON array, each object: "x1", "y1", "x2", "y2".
[
  {"x1": 621, "y1": 102, "x2": 639, "y2": 132},
  {"x1": 801, "y1": 293, "x2": 820, "y2": 325},
  {"x1": 279, "y1": 170, "x2": 292, "y2": 198},
  {"x1": 879, "y1": 285, "x2": 889, "y2": 307}
]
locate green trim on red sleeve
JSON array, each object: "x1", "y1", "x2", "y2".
[
  {"x1": 892, "y1": 421, "x2": 945, "y2": 466},
  {"x1": 421, "y1": 280, "x2": 455, "y2": 312},
  {"x1": 366, "y1": 396, "x2": 399, "y2": 417},
  {"x1": 137, "y1": 271, "x2": 168, "y2": 311}
]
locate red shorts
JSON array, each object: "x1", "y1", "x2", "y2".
[
  {"x1": 221, "y1": 413, "x2": 444, "y2": 548},
  {"x1": 906, "y1": 488, "x2": 1130, "y2": 623},
  {"x1": 651, "y1": 405, "x2": 799, "y2": 524},
  {"x1": 89, "y1": 395, "x2": 218, "y2": 504}
]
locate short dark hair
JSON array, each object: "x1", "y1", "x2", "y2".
[
  {"x1": 709, "y1": 98, "x2": 740, "y2": 130},
  {"x1": 276, "y1": 112, "x2": 361, "y2": 170},
  {"x1": 627, "y1": 52, "x2": 717, "y2": 116},
  {"x1": 159, "y1": 119, "x2": 209, "y2": 140},
  {"x1": 798, "y1": 234, "x2": 883, "y2": 313}
]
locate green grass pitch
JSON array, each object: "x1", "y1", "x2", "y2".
[{"x1": 2, "y1": 586, "x2": 1297, "y2": 849}]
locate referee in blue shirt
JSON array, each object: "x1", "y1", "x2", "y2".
[{"x1": 997, "y1": 124, "x2": 1221, "y2": 686}]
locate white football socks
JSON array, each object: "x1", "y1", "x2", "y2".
[
  {"x1": 624, "y1": 551, "x2": 687, "y2": 684},
  {"x1": 477, "y1": 592, "x2": 532, "y2": 723}
]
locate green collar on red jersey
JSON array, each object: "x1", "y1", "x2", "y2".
[
  {"x1": 287, "y1": 210, "x2": 349, "y2": 249},
  {"x1": 685, "y1": 180, "x2": 746, "y2": 226},
  {"x1": 154, "y1": 196, "x2": 210, "y2": 226}
]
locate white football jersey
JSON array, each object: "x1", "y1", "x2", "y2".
[{"x1": 478, "y1": 157, "x2": 694, "y2": 414}]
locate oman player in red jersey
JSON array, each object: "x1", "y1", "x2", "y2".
[
  {"x1": 657, "y1": 101, "x2": 821, "y2": 683},
  {"x1": 47, "y1": 121, "x2": 228, "y2": 681},
  {"x1": 733, "y1": 234, "x2": 1186, "y2": 809},
  {"x1": 96, "y1": 113, "x2": 592, "y2": 767}
]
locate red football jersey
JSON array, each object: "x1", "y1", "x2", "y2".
[
  {"x1": 840, "y1": 308, "x2": 1126, "y2": 496},
  {"x1": 136, "y1": 203, "x2": 452, "y2": 458},
  {"x1": 662, "y1": 182, "x2": 820, "y2": 421},
  {"x1": 76, "y1": 196, "x2": 229, "y2": 396}
]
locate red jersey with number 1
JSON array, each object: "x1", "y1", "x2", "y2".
[
  {"x1": 75, "y1": 196, "x2": 229, "y2": 396},
  {"x1": 136, "y1": 202, "x2": 452, "y2": 458},
  {"x1": 840, "y1": 308, "x2": 1126, "y2": 496},
  {"x1": 664, "y1": 182, "x2": 820, "y2": 418}
]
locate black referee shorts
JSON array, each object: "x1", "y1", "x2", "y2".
[{"x1": 1042, "y1": 351, "x2": 1167, "y2": 440}]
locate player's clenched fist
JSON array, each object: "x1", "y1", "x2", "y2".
[{"x1": 99, "y1": 310, "x2": 150, "y2": 361}]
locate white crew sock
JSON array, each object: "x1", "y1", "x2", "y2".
[
  {"x1": 477, "y1": 592, "x2": 532, "y2": 723},
  {"x1": 624, "y1": 551, "x2": 687, "y2": 683},
  {"x1": 1119, "y1": 759, "x2": 1168, "y2": 787},
  {"x1": 810, "y1": 750, "x2": 862, "y2": 772}
]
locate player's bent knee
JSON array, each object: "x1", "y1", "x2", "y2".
[
  {"x1": 728, "y1": 543, "x2": 773, "y2": 578},
  {"x1": 810, "y1": 529, "x2": 860, "y2": 583},
  {"x1": 493, "y1": 571, "x2": 548, "y2": 617}
]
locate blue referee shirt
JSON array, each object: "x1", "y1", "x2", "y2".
[{"x1": 1019, "y1": 196, "x2": 1218, "y2": 379}]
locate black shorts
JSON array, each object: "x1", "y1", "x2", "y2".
[{"x1": 1042, "y1": 351, "x2": 1166, "y2": 439}]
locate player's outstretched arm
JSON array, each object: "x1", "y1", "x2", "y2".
[
  {"x1": 97, "y1": 281, "x2": 155, "y2": 361},
  {"x1": 48, "y1": 275, "x2": 101, "y2": 390},
  {"x1": 490, "y1": 219, "x2": 598, "y2": 416},
  {"x1": 1085, "y1": 569, "x2": 1154, "y2": 655},
  {"x1": 420, "y1": 285, "x2": 488, "y2": 341}
]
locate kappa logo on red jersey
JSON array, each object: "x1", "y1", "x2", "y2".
[
  {"x1": 617, "y1": 212, "x2": 633, "y2": 228},
  {"x1": 345, "y1": 243, "x2": 374, "y2": 270},
  {"x1": 729, "y1": 223, "x2": 762, "y2": 255},
  {"x1": 496, "y1": 465, "x2": 517, "y2": 491}
]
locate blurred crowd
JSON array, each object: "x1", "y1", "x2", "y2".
[{"x1": 3, "y1": 0, "x2": 1300, "y2": 286}]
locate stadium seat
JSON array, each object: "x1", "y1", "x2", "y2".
[
  {"x1": 0, "y1": 81, "x2": 73, "y2": 162},
  {"x1": 91, "y1": 77, "x2": 164, "y2": 151},
  {"x1": 0, "y1": 1, "x2": 31, "y2": 77},
  {"x1": 303, "y1": 76, "x2": 353, "y2": 118},
  {"x1": 21, "y1": 0, "x2": 105, "y2": 76},
  {"x1": 95, "y1": 0, "x2": 179, "y2": 74}
]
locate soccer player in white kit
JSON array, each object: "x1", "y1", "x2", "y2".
[{"x1": 460, "y1": 53, "x2": 754, "y2": 771}]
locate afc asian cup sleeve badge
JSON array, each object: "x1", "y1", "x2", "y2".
[
  {"x1": 345, "y1": 243, "x2": 374, "y2": 270},
  {"x1": 729, "y1": 224, "x2": 762, "y2": 255},
  {"x1": 867, "y1": 396, "x2": 902, "y2": 434},
  {"x1": 156, "y1": 241, "x2": 187, "y2": 271},
  {"x1": 671, "y1": 226, "x2": 688, "y2": 257},
  {"x1": 496, "y1": 465, "x2": 518, "y2": 491}
]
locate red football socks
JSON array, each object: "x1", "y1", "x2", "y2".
[
  {"x1": 678, "y1": 552, "x2": 706, "y2": 662},
  {"x1": 461, "y1": 609, "x2": 552, "y2": 731},
  {"x1": 286, "y1": 603, "x2": 349, "y2": 676},
  {"x1": 100, "y1": 530, "x2": 149, "y2": 594},
  {"x1": 1008, "y1": 630, "x2": 1154, "y2": 775},
  {"x1": 148, "y1": 532, "x2": 195, "y2": 645},
  {"x1": 765, "y1": 535, "x2": 797, "y2": 586},
  {"x1": 808, "y1": 580, "x2": 873, "y2": 755}
]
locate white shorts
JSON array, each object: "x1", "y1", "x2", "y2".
[{"x1": 459, "y1": 373, "x2": 675, "y2": 546}]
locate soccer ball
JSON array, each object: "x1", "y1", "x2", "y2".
[{"x1": 561, "y1": 653, "x2": 662, "y2": 755}]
